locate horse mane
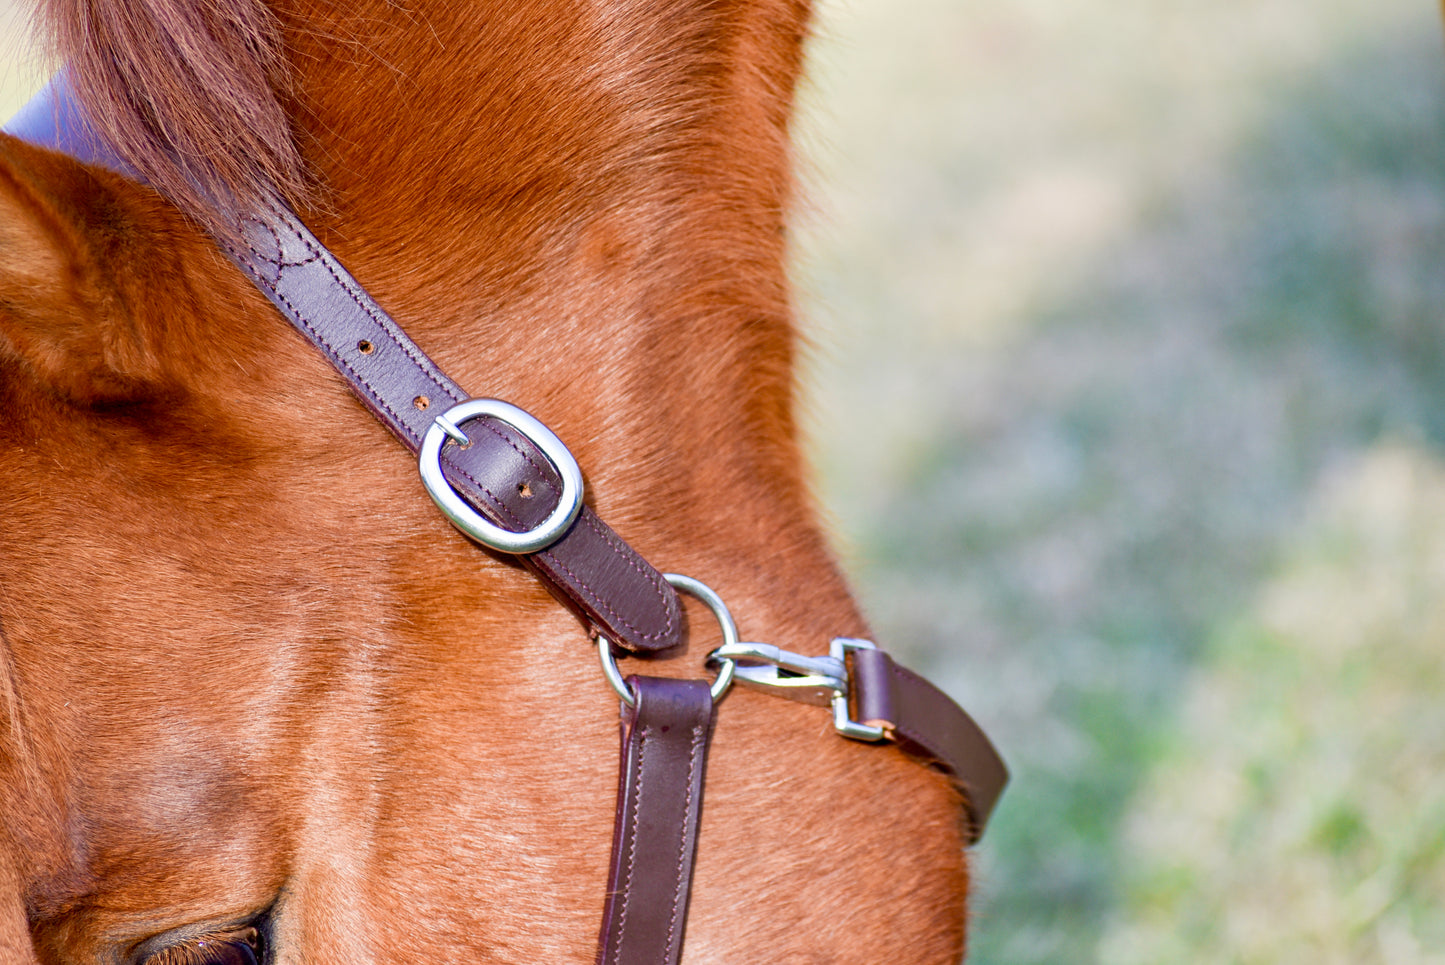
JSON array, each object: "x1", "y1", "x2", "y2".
[{"x1": 35, "y1": 0, "x2": 310, "y2": 227}]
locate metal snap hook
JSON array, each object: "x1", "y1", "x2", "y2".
[{"x1": 706, "y1": 641, "x2": 847, "y2": 707}]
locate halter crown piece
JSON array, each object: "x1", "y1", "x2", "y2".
[{"x1": 5, "y1": 73, "x2": 1007, "y2": 965}]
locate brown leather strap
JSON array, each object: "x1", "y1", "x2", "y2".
[
  {"x1": 598, "y1": 677, "x2": 715, "y2": 965},
  {"x1": 224, "y1": 198, "x2": 681, "y2": 653},
  {"x1": 851, "y1": 647, "x2": 1008, "y2": 844},
  {"x1": 4, "y1": 75, "x2": 681, "y2": 654}
]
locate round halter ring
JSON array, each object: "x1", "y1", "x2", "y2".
[
  {"x1": 418, "y1": 398, "x2": 584, "y2": 554},
  {"x1": 596, "y1": 573, "x2": 738, "y2": 708}
]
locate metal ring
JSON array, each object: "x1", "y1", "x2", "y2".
[
  {"x1": 596, "y1": 573, "x2": 739, "y2": 708},
  {"x1": 418, "y1": 398, "x2": 584, "y2": 554}
]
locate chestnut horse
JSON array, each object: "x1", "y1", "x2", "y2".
[{"x1": 0, "y1": 0, "x2": 989, "y2": 961}]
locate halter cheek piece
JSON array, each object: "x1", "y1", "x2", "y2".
[{"x1": 7, "y1": 75, "x2": 1007, "y2": 965}]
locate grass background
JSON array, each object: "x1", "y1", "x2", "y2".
[
  {"x1": 792, "y1": 0, "x2": 1445, "y2": 961},
  {"x1": 5, "y1": 0, "x2": 1445, "y2": 961}
]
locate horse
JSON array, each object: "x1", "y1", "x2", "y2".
[{"x1": 0, "y1": 1, "x2": 1001, "y2": 961}]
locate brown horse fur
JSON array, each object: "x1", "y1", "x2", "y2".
[{"x1": 0, "y1": 1, "x2": 975, "y2": 962}]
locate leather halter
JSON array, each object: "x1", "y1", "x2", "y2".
[{"x1": 6, "y1": 74, "x2": 1007, "y2": 965}]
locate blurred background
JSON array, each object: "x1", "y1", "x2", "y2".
[
  {"x1": 792, "y1": 0, "x2": 1445, "y2": 962},
  {"x1": 4, "y1": 0, "x2": 1444, "y2": 961}
]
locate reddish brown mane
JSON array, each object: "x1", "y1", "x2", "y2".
[{"x1": 36, "y1": 0, "x2": 308, "y2": 226}]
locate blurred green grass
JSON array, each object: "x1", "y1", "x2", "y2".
[
  {"x1": 1099, "y1": 443, "x2": 1445, "y2": 962},
  {"x1": 793, "y1": 0, "x2": 1445, "y2": 961},
  {"x1": 3, "y1": 0, "x2": 1443, "y2": 960}
]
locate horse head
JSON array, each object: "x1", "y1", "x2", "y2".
[{"x1": 0, "y1": 1, "x2": 983, "y2": 961}]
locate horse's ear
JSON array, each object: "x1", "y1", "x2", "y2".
[{"x1": 0, "y1": 141, "x2": 170, "y2": 405}]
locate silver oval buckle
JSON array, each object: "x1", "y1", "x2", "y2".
[{"x1": 418, "y1": 398, "x2": 584, "y2": 554}]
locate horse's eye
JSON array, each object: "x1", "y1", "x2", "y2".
[
  {"x1": 141, "y1": 926, "x2": 260, "y2": 965},
  {"x1": 189, "y1": 938, "x2": 257, "y2": 965}
]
